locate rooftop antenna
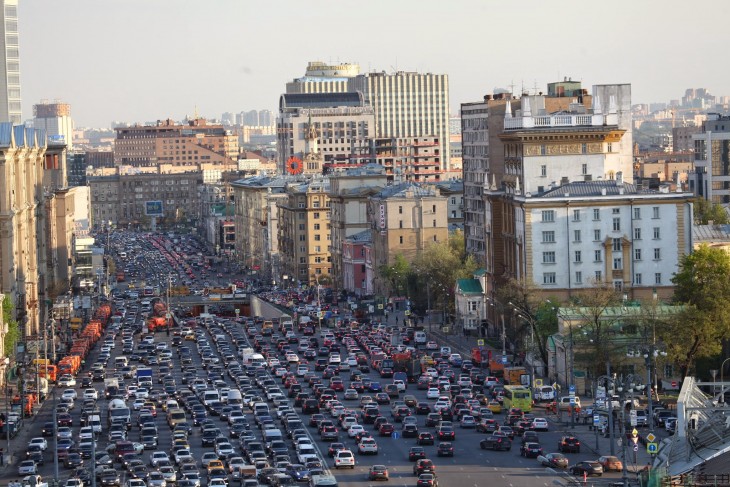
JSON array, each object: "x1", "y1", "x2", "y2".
[
  {"x1": 533, "y1": 80, "x2": 539, "y2": 95},
  {"x1": 508, "y1": 80, "x2": 516, "y2": 96}
]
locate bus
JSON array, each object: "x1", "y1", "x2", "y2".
[{"x1": 503, "y1": 385, "x2": 533, "y2": 412}]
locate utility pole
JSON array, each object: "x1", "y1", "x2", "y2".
[{"x1": 52, "y1": 388, "x2": 58, "y2": 485}]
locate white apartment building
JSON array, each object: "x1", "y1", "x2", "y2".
[
  {"x1": 33, "y1": 101, "x2": 74, "y2": 150},
  {"x1": 502, "y1": 179, "x2": 694, "y2": 300}
]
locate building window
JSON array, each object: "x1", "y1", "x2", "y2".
[
  {"x1": 633, "y1": 208, "x2": 641, "y2": 220},
  {"x1": 541, "y1": 165, "x2": 547, "y2": 177},
  {"x1": 594, "y1": 250, "x2": 602, "y2": 262},
  {"x1": 574, "y1": 250, "x2": 582, "y2": 263},
  {"x1": 634, "y1": 228, "x2": 641, "y2": 240},
  {"x1": 399, "y1": 220, "x2": 403, "y2": 229},
  {"x1": 653, "y1": 227, "x2": 660, "y2": 239},
  {"x1": 543, "y1": 272, "x2": 556, "y2": 284},
  {"x1": 543, "y1": 251, "x2": 556, "y2": 264},
  {"x1": 607, "y1": 143, "x2": 613, "y2": 152},
  {"x1": 612, "y1": 218, "x2": 621, "y2": 231},
  {"x1": 541, "y1": 210, "x2": 555, "y2": 222},
  {"x1": 313, "y1": 223, "x2": 320, "y2": 230},
  {"x1": 575, "y1": 271, "x2": 582, "y2": 284},
  {"x1": 581, "y1": 143, "x2": 587, "y2": 154},
  {"x1": 314, "y1": 234, "x2": 321, "y2": 241},
  {"x1": 399, "y1": 236, "x2": 403, "y2": 244},
  {"x1": 593, "y1": 208, "x2": 600, "y2": 221},
  {"x1": 432, "y1": 205, "x2": 436, "y2": 213},
  {"x1": 595, "y1": 271, "x2": 603, "y2": 281},
  {"x1": 574, "y1": 229, "x2": 581, "y2": 242},
  {"x1": 541, "y1": 145, "x2": 547, "y2": 155},
  {"x1": 654, "y1": 248, "x2": 661, "y2": 260},
  {"x1": 613, "y1": 257, "x2": 623, "y2": 270},
  {"x1": 594, "y1": 229, "x2": 601, "y2": 241},
  {"x1": 399, "y1": 206, "x2": 403, "y2": 214},
  {"x1": 542, "y1": 231, "x2": 555, "y2": 243},
  {"x1": 582, "y1": 163, "x2": 587, "y2": 175},
  {"x1": 634, "y1": 248, "x2": 642, "y2": 260},
  {"x1": 433, "y1": 219, "x2": 436, "y2": 227},
  {"x1": 614, "y1": 280, "x2": 623, "y2": 291},
  {"x1": 573, "y1": 209, "x2": 580, "y2": 222},
  {"x1": 613, "y1": 208, "x2": 620, "y2": 214},
  {"x1": 655, "y1": 273, "x2": 662, "y2": 285},
  {"x1": 635, "y1": 273, "x2": 642, "y2": 285},
  {"x1": 612, "y1": 238, "x2": 622, "y2": 252},
  {"x1": 652, "y1": 206, "x2": 660, "y2": 219}
]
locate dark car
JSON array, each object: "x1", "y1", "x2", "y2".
[
  {"x1": 417, "y1": 432, "x2": 435, "y2": 445},
  {"x1": 413, "y1": 459, "x2": 435, "y2": 476},
  {"x1": 538, "y1": 452, "x2": 569, "y2": 469},
  {"x1": 436, "y1": 442, "x2": 454, "y2": 457},
  {"x1": 403, "y1": 424, "x2": 419, "y2": 438},
  {"x1": 368, "y1": 464, "x2": 389, "y2": 481},
  {"x1": 480, "y1": 435, "x2": 512, "y2": 451},
  {"x1": 570, "y1": 461, "x2": 603, "y2": 477},
  {"x1": 408, "y1": 447, "x2": 427, "y2": 461},
  {"x1": 437, "y1": 426, "x2": 455, "y2": 441},
  {"x1": 320, "y1": 426, "x2": 339, "y2": 441},
  {"x1": 100, "y1": 469, "x2": 121, "y2": 486},
  {"x1": 558, "y1": 436, "x2": 581, "y2": 453},
  {"x1": 425, "y1": 413, "x2": 442, "y2": 428},
  {"x1": 64, "y1": 452, "x2": 84, "y2": 468},
  {"x1": 416, "y1": 473, "x2": 439, "y2": 487},
  {"x1": 415, "y1": 402, "x2": 431, "y2": 415},
  {"x1": 521, "y1": 431, "x2": 540, "y2": 444},
  {"x1": 327, "y1": 442, "x2": 345, "y2": 457},
  {"x1": 520, "y1": 442, "x2": 543, "y2": 458},
  {"x1": 42, "y1": 421, "x2": 55, "y2": 437}
]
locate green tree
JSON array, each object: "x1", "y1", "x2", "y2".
[
  {"x1": 378, "y1": 254, "x2": 411, "y2": 296},
  {"x1": 664, "y1": 244, "x2": 730, "y2": 376},
  {"x1": 693, "y1": 198, "x2": 730, "y2": 225},
  {"x1": 2, "y1": 295, "x2": 19, "y2": 359}
]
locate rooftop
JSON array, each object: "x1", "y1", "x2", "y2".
[
  {"x1": 456, "y1": 279, "x2": 483, "y2": 295},
  {"x1": 280, "y1": 92, "x2": 364, "y2": 110},
  {"x1": 374, "y1": 182, "x2": 439, "y2": 200},
  {"x1": 693, "y1": 224, "x2": 730, "y2": 243}
]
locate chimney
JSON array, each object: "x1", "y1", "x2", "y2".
[{"x1": 615, "y1": 171, "x2": 623, "y2": 186}]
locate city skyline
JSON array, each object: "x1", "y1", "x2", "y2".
[{"x1": 19, "y1": 0, "x2": 730, "y2": 128}]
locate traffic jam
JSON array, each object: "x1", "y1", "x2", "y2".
[{"x1": 15, "y1": 231, "x2": 641, "y2": 487}]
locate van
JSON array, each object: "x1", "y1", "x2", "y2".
[
  {"x1": 263, "y1": 428, "x2": 283, "y2": 445},
  {"x1": 114, "y1": 356, "x2": 128, "y2": 368},
  {"x1": 88, "y1": 415, "x2": 102, "y2": 433},
  {"x1": 535, "y1": 386, "x2": 555, "y2": 402},
  {"x1": 253, "y1": 402, "x2": 269, "y2": 415},
  {"x1": 203, "y1": 391, "x2": 220, "y2": 407},
  {"x1": 414, "y1": 331, "x2": 427, "y2": 345},
  {"x1": 167, "y1": 408, "x2": 187, "y2": 428},
  {"x1": 225, "y1": 389, "x2": 243, "y2": 408}
]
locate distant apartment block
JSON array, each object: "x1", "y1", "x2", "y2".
[
  {"x1": 691, "y1": 113, "x2": 730, "y2": 204},
  {"x1": 34, "y1": 101, "x2": 74, "y2": 149}
]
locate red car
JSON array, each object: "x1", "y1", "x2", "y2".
[{"x1": 379, "y1": 423, "x2": 395, "y2": 436}]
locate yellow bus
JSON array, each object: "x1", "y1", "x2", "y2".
[{"x1": 503, "y1": 385, "x2": 533, "y2": 412}]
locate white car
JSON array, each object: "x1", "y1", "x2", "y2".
[
  {"x1": 83, "y1": 388, "x2": 99, "y2": 400},
  {"x1": 440, "y1": 346, "x2": 451, "y2": 356},
  {"x1": 346, "y1": 357, "x2": 358, "y2": 367},
  {"x1": 268, "y1": 358, "x2": 280, "y2": 367},
  {"x1": 328, "y1": 354, "x2": 341, "y2": 365},
  {"x1": 125, "y1": 479, "x2": 147, "y2": 487},
  {"x1": 426, "y1": 341, "x2": 438, "y2": 350},
  {"x1": 426, "y1": 388, "x2": 440, "y2": 399},
  {"x1": 358, "y1": 437, "x2": 379, "y2": 455},
  {"x1": 174, "y1": 449, "x2": 193, "y2": 465},
  {"x1": 18, "y1": 460, "x2": 37, "y2": 475},
  {"x1": 334, "y1": 449, "x2": 355, "y2": 469},
  {"x1": 56, "y1": 427, "x2": 74, "y2": 440},
  {"x1": 64, "y1": 479, "x2": 84, "y2": 487},
  {"x1": 393, "y1": 380, "x2": 406, "y2": 392},
  {"x1": 434, "y1": 401, "x2": 450, "y2": 412},
  {"x1": 58, "y1": 375, "x2": 76, "y2": 387},
  {"x1": 61, "y1": 389, "x2": 77, "y2": 401},
  {"x1": 28, "y1": 437, "x2": 48, "y2": 451},
  {"x1": 78, "y1": 426, "x2": 94, "y2": 441},
  {"x1": 150, "y1": 451, "x2": 170, "y2": 467},
  {"x1": 132, "y1": 399, "x2": 146, "y2": 411},
  {"x1": 347, "y1": 424, "x2": 365, "y2": 438},
  {"x1": 215, "y1": 442, "x2": 235, "y2": 458}
]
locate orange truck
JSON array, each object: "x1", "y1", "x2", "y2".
[{"x1": 148, "y1": 317, "x2": 169, "y2": 332}]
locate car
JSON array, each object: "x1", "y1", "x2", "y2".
[
  {"x1": 558, "y1": 436, "x2": 581, "y2": 453},
  {"x1": 520, "y1": 442, "x2": 543, "y2": 458},
  {"x1": 413, "y1": 459, "x2": 435, "y2": 476},
  {"x1": 436, "y1": 426, "x2": 455, "y2": 441},
  {"x1": 480, "y1": 434, "x2": 512, "y2": 451},
  {"x1": 570, "y1": 461, "x2": 604, "y2": 476},
  {"x1": 426, "y1": 388, "x2": 440, "y2": 399},
  {"x1": 532, "y1": 417, "x2": 549, "y2": 431},
  {"x1": 369, "y1": 464, "x2": 389, "y2": 481},
  {"x1": 402, "y1": 424, "x2": 419, "y2": 438},
  {"x1": 327, "y1": 442, "x2": 345, "y2": 457},
  {"x1": 285, "y1": 463, "x2": 311, "y2": 482},
  {"x1": 460, "y1": 415, "x2": 476, "y2": 428},
  {"x1": 61, "y1": 389, "x2": 78, "y2": 401},
  {"x1": 426, "y1": 341, "x2": 438, "y2": 350},
  {"x1": 358, "y1": 438, "x2": 379, "y2": 455},
  {"x1": 333, "y1": 449, "x2": 355, "y2": 469},
  {"x1": 150, "y1": 451, "x2": 170, "y2": 467},
  {"x1": 597, "y1": 455, "x2": 623, "y2": 472},
  {"x1": 28, "y1": 437, "x2": 48, "y2": 451},
  {"x1": 487, "y1": 400, "x2": 502, "y2": 414},
  {"x1": 59, "y1": 375, "x2": 77, "y2": 387},
  {"x1": 436, "y1": 442, "x2": 454, "y2": 457},
  {"x1": 347, "y1": 424, "x2": 365, "y2": 438},
  {"x1": 378, "y1": 423, "x2": 395, "y2": 436},
  {"x1": 408, "y1": 447, "x2": 426, "y2": 461},
  {"x1": 18, "y1": 460, "x2": 38, "y2": 475},
  {"x1": 416, "y1": 473, "x2": 439, "y2": 487},
  {"x1": 538, "y1": 452, "x2": 569, "y2": 469},
  {"x1": 417, "y1": 432, "x2": 435, "y2": 445}
]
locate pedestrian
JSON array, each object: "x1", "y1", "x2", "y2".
[{"x1": 0, "y1": 447, "x2": 5, "y2": 465}]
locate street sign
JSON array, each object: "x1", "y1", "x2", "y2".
[
  {"x1": 534, "y1": 379, "x2": 543, "y2": 388},
  {"x1": 633, "y1": 445, "x2": 639, "y2": 452},
  {"x1": 377, "y1": 304, "x2": 384, "y2": 309},
  {"x1": 631, "y1": 436, "x2": 639, "y2": 445},
  {"x1": 630, "y1": 410, "x2": 638, "y2": 427},
  {"x1": 593, "y1": 415, "x2": 600, "y2": 425},
  {"x1": 477, "y1": 339, "x2": 485, "y2": 346},
  {"x1": 646, "y1": 433, "x2": 656, "y2": 443},
  {"x1": 569, "y1": 385, "x2": 576, "y2": 393},
  {"x1": 570, "y1": 396, "x2": 576, "y2": 405},
  {"x1": 501, "y1": 356, "x2": 507, "y2": 365},
  {"x1": 391, "y1": 432, "x2": 399, "y2": 439},
  {"x1": 632, "y1": 428, "x2": 639, "y2": 437},
  {"x1": 647, "y1": 442, "x2": 658, "y2": 454}
]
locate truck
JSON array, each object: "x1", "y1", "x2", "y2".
[
  {"x1": 107, "y1": 398, "x2": 131, "y2": 426},
  {"x1": 104, "y1": 378, "x2": 120, "y2": 399},
  {"x1": 503, "y1": 366, "x2": 529, "y2": 386},
  {"x1": 392, "y1": 353, "x2": 421, "y2": 382},
  {"x1": 239, "y1": 348, "x2": 255, "y2": 364},
  {"x1": 136, "y1": 367, "x2": 153, "y2": 387}
]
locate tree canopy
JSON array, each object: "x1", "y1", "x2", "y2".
[{"x1": 693, "y1": 198, "x2": 729, "y2": 225}]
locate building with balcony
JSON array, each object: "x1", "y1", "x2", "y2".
[{"x1": 278, "y1": 178, "x2": 331, "y2": 286}]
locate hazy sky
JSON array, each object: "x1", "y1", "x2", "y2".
[{"x1": 18, "y1": 0, "x2": 729, "y2": 128}]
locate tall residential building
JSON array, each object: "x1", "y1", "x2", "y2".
[
  {"x1": 278, "y1": 178, "x2": 332, "y2": 286},
  {"x1": 461, "y1": 99, "x2": 489, "y2": 264},
  {"x1": 0, "y1": 0, "x2": 20, "y2": 123},
  {"x1": 328, "y1": 165, "x2": 388, "y2": 292},
  {"x1": 286, "y1": 61, "x2": 360, "y2": 94},
  {"x1": 33, "y1": 101, "x2": 73, "y2": 149},
  {"x1": 113, "y1": 118, "x2": 238, "y2": 167},
  {"x1": 691, "y1": 113, "x2": 730, "y2": 204},
  {"x1": 349, "y1": 71, "x2": 451, "y2": 170},
  {"x1": 277, "y1": 92, "x2": 374, "y2": 174}
]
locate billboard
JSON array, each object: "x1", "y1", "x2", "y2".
[{"x1": 145, "y1": 200, "x2": 164, "y2": 216}]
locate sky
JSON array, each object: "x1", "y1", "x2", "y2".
[{"x1": 18, "y1": 0, "x2": 730, "y2": 128}]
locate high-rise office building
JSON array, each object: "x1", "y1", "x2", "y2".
[{"x1": 0, "y1": 0, "x2": 20, "y2": 123}]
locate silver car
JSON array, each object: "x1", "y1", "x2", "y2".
[{"x1": 148, "y1": 471, "x2": 167, "y2": 487}]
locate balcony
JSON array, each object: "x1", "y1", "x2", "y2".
[{"x1": 504, "y1": 112, "x2": 618, "y2": 130}]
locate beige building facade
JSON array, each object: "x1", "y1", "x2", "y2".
[
  {"x1": 114, "y1": 118, "x2": 238, "y2": 167},
  {"x1": 278, "y1": 179, "x2": 332, "y2": 286}
]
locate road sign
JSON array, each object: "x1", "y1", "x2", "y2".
[
  {"x1": 646, "y1": 433, "x2": 656, "y2": 443},
  {"x1": 631, "y1": 436, "x2": 639, "y2": 445},
  {"x1": 391, "y1": 432, "x2": 399, "y2": 439},
  {"x1": 647, "y1": 442, "x2": 658, "y2": 454},
  {"x1": 632, "y1": 428, "x2": 638, "y2": 437},
  {"x1": 569, "y1": 384, "x2": 575, "y2": 393},
  {"x1": 593, "y1": 415, "x2": 600, "y2": 425},
  {"x1": 477, "y1": 339, "x2": 485, "y2": 346},
  {"x1": 501, "y1": 356, "x2": 507, "y2": 365},
  {"x1": 570, "y1": 396, "x2": 576, "y2": 405},
  {"x1": 630, "y1": 410, "x2": 638, "y2": 427},
  {"x1": 377, "y1": 304, "x2": 384, "y2": 309},
  {"x1": 633, "y1": 445, "x2": 639, "y2": 452}
]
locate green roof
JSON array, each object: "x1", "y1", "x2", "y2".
[
  {"x1": 456, "y1": 279, "x2": 483, "y2": 295},
  {"x1": 473, "y1": 268, "x2": 487, "y2": 277}
]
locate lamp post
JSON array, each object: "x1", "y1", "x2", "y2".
[{"x1": 720, "y1": 356, "x2": 730, "y2": 405}]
